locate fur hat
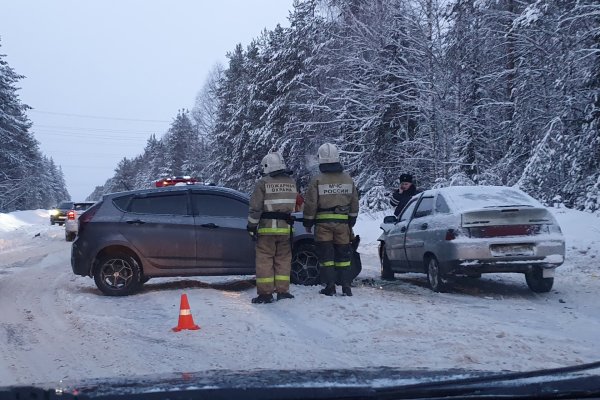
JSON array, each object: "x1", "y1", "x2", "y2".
[{"x1": 400, "y1": 173, "x2": 413, "y2": 183}]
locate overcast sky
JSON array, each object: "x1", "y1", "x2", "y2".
[{"x1": 1, "y1": 0, "x2": 294, "y2": 201}]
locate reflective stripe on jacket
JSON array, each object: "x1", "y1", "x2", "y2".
[
  {"x1": 304, "y1": 170, "x2": 359, "y2": 224},
  {"x1": 248, "y1": 174, "x2": 297, "y2": 235}
]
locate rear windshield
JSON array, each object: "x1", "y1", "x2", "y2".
[
  {"x1": 73, "y1": 202, "x2": 95, "y2": 211},
  {"x1": 441, "y1": 186, "x2": 541, "y2": 212},
  {"x1": 58, "y1": 201, "x2": 73, "y2": 208}
]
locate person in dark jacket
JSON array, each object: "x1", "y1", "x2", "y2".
[{"x1": 390, "y1": 173, "x2": 418, "y2": 217}]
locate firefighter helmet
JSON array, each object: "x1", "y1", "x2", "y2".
[
  {"x1": 261, "y1": 152, "x2": 286, "y2": 175},
  {"x1": 317, "y1": 143, "x2": 340, "y2": 164}
]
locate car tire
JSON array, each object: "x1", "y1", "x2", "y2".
[
  {"x1": 291, "y1": 242, "x2": 362, "y2": 286},
  {"x1": 380, "y1": 243, "x2": 395, "y2": 281},
  {"x1": 51, "y1": 220, "x2": 55, "y2": 226},
  {"x1": 525, "y1": 266, "x2": 554, "y2": 293},
  {"x1": 426, "y1": 256, "x2": 448, "y2": 292},
  {"x1": 93, "y1": 253, "x2": 142, "y2": 296},
  {"x1": 65, "y1": 231, "x2": 76, "y2": 242},
  {"x1": 291, "y1": 242, "x2": 321, "y2": 286}
]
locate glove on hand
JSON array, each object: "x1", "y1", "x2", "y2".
[
  {"x1": 348, "y1": 216, "x2": 357, "y2": 228},
  {"x1": 246, "y1": 224, "x2": 257, "y2": 240},
  {"x1": 303, "y1": 219, "x2": 314, "y2": 234}
]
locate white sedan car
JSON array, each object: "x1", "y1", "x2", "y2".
[
  {"x1": 378, "y1": 186, "x2": 565, "y2": 292},
  {"x1": 64, "y1": 201, "x2": 96, "y2": 241}
]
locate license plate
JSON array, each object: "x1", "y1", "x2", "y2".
[
  {"x1": 490, "y1": 244, "x2": 534, "y2": 257},
  {"x1": 543, "y1": 268, "x2": 555, "y2": 278}
]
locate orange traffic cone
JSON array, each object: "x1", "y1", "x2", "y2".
[{"x1": 172, "y1": 293, "x2": 200, "y2": 332}]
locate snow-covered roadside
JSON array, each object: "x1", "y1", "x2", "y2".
[
  {"x1": 0, "y1": 210, "x2": 64, "y2": 275},
  {"x1": 0, "y1": 207, "x2": 599, "y2": 387}
]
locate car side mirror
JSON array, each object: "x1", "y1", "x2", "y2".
[{"x1": 383, "y1": 215, "x2": 397, "y2": 224}]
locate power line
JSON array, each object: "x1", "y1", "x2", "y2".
[
  {"x1": 34, "y1": 131, "x2": 153, "y2": 142},
  {"x1": 56, "y1": 151, "x2": 140, "y2": 156},
  {"x1": 29, "y1": 109, "x2": 171, "y2": 123},
  {"x1": 59, "y1": 164, "x2": 121, "y2": 170},
  {"x1": 34, "y1": 124, "x2": 157, "y2": 135},
  {"x1": 35, "y1": 128, "x2": 157, "y2": 139}
]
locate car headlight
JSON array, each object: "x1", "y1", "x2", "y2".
[{"x1": 50, "y1": 210, "x2": 59, "y2": 216}]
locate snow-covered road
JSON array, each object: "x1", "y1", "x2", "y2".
[{"x1": 1, "y1": 208, "x2": 599, "y2": 387}]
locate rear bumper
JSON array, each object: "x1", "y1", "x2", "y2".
[
  {"x1": 450, "y1": 237, "x2": 563, "y2": 257},
  {"x1": 440, "y1": 237, "x2": 565, "y2": 274},
  {"x1": 447, "y1": 260, "x2": 560, "y2": 275},
  {"x1": 65, "y1": 220, "x2": 78, "y2": 233},
  {"x1": 71, "y1": 240, "x2": 93, "y2": 277}
]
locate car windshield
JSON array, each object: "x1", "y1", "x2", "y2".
[{"x1": 2, "y1": 0, "x2": 599, "y2": 397}]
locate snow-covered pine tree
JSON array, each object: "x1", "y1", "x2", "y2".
[
  {"x1": 445, "y1": 0, "x2": 509, "y2": 184},
  {"x1": 508, "y1": 1, "x2": 600, "y2": 206},
  {"x1": 206, "y1": 44, "x2": 251, "y2": 190},
  {"x1": 560, "y1": 0, "x2": 600, "y2": 210},
  {"x1": 314, "y1": 0, "x2": 437, "y2": 198},
  {"x1": 192, "y1": 63, "x2": 223, "y2": 138},
  {"x1": 165, "y1": 110, "x2": 196, "y2": 177},
  {"x1": 0, "y1": 39, "x2": 70, "y2": 211},
  {"x1": 44, "y1": 158, "x2": 70, "y2": 205},
  {"x1": 257, "y1": 1, "x2": 328, "y2": 190}
]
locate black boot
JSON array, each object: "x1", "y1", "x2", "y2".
[
  {"x1": 319, "y1": 284, "x2": 336, "y2": 296},
  {"x1": 342, "y1": 286, "x2": 353, "y2": 296},
  {"x1": 251, "y1": 294, "x2": 274, "y2": 304},
  {"x1": 319, "y1": 264, "x2": 336, "y2": 296},
  {"x1": 277, "y1": 292, "x2": 294, "y2": 301}
]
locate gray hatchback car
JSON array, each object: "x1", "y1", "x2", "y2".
[
  {"x1": 71, "y1": 185, "x2": 361, "y2": 295},
  {"x1": 378, "y1": 186, "x2": 565, "y2": 293}
]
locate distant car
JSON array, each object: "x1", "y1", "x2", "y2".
[
  {"x1": 378, "y1": 185, "x2": 565, "y2": 293},
  {"x1": 154, "y1": 176, "x2": 198, "y2": 187},
  {"x1": 49, "y1": 201, "x2": 74, "y2": 225},
  {"x1": 71, "y1": 185, "x2": 361, "y2": 296},
  {"x1": 64, "y1": 202, "x2": 96, "y2": 241}
]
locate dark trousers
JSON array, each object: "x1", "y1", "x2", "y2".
[{"x1": 315, "y1": 222, "x2": 352, "y2": 287}]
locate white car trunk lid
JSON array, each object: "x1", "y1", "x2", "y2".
[{"x1": 461, "y1": 207, "x2": 553, "y2": 238}]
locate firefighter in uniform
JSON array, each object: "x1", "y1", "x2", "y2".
[
  {"x1": 247, "y1": 152, "x2": 298, "y2": 304},
  {"x1": 303, "y1": 143, "x2": 359, "y2": 296}
]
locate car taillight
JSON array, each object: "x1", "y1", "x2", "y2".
[
  {"x1": 445, "y1": 229, "x2": 457, "y2": 240},
  {"x1": 547, "y1": 224, "x2": 562, "y2": 234},
  {"x1": 446, "y1": 227, "x2": 469, "y2": 240},
  {"x1": 468, "y1": 224, "x2": 542, "y2": 238},
  {"x1": 78, "y1": 203, "x2": 101, "y2": 234},
  {"x1": 67, "y1": 210, "x2": 76, "y2": 220}
]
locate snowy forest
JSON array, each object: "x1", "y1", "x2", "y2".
[
  {"x1": 3, "y1": 0, "x2": 599, "y2": 213},
  {"x1": 0, "y1": 41, "x2": 69, "y2": 213}
]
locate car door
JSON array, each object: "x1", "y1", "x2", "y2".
[
  {"x1": 191, "y1": 192, "x2": 255, "y2": 272},
  {"x1": 119, "y1": 191, "x2": 196, "y2": 269},
  {"x1": 404, "y1": 196, "x2": 435, "y2": 272},
  {"x1": 385, "y1": 198, "x2": 419, "y2": 271}
]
